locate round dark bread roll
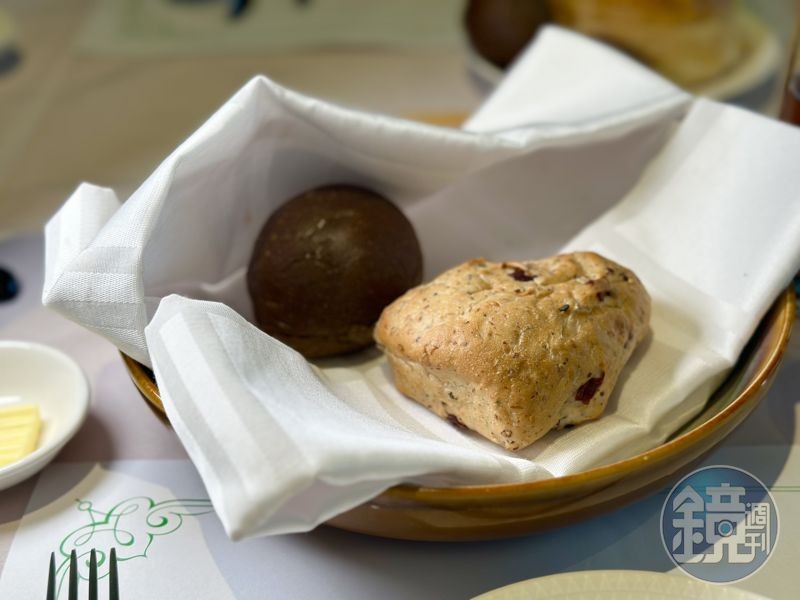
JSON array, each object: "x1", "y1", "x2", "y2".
[
  {"x1": 247, "y1": 185, "x2": 423, "y2": 358},
  {"x1": 465, "y1": 0, "x2": 551, "y2": 69}
]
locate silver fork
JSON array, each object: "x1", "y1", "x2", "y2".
[{"x1": 46, "y1": 548, "x2": 119, "y2": 600}]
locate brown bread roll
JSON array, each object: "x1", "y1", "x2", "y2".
[{"x1": 247, "y1": 185, "x2": 423, "y2": 358}]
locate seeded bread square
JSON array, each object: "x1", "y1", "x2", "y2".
[{"x1": 374, "y1": 252, "x2": 651, "y2": 450}]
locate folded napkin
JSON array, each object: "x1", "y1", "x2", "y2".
[{"x1": 43, "y1": 27, "x2": 800, "y2": 539}]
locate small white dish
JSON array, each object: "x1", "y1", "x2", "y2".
[
  {"x1": 474, "y1": 570, "x2": 770, "y2": 600},
  {"x1": 0, "y1": 340, "x2": 89, "y2": 490}
]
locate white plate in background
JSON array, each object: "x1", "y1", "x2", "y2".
[
  {"x1": 469, "y1": 10, "x2": 781, "y2": 105},
  {"x1": 474, "y1": 570, "x2": 771, "y2": 600},
  {"x1": 0, "y1": 340, "x2": 89, "y2": 490}
]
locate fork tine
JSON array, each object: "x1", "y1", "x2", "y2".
[
  {"x1": 88, "y1": 549, "x2": 98, "y2": 600},
  {"x1": 67, "y1": 550, "x2": 78, "y2": 600},
  {"x1": 109, "y1": 547, "x2": 120, "y2": 600},
  {"x1": 45, "y1": 552, "x2": 55, "y2": 600}
]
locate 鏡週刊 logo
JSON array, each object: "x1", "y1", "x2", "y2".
[{"x1": 661, "y1": 465, "x2": 778, "y2": 583}]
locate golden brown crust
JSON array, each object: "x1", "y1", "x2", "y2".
[{"x1": 374, "y1": 252, "x2": 651, "y2": 450}]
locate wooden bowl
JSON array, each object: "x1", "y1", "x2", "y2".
[{"x1": 121, "y1": 287, "x2": 795, "y2": 541}]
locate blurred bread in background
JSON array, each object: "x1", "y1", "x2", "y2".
[
  {"x1": 550, "y1": 0, "x2": 745, "y2": 87},
  {"x1": 465, "y1": 0, "x2": 552, "y2": 69},
  {"x1": 466, "y1": 0, "x2": 748, "y2": 87}
]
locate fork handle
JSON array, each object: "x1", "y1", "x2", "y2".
[{"x1": 109, "y1": 547, "x2": 120, "y2": 600}]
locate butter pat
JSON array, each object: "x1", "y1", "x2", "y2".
[{"x1": 0, "y1": 403, "x2": 41, "y2": 467}]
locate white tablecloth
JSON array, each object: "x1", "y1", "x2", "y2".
[
  {"x1": 1, "y1": 234, "x2": 798, "y2": 599},
  {"x1": 0, "y1": 1, "x2": 798, "y2": 595}
]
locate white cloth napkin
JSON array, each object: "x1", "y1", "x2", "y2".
[{"x1": 43, "y1": 27, "x2": 800, "y2": 539}]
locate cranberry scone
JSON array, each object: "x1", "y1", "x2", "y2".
[{"x1": 374, "y1": 252, "x2": 651, "y2": 450}]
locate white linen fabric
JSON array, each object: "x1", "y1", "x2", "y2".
[{"x1": 43, "y1": 27, "x2": 800, "y2": 539}]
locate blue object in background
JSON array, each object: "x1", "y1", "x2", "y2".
[
  {"x1": 0, "y1": 46, "x2": 20, "y2": 77},
  {"x1": 167, "y1": 0, "x2": 252, "y2": 19},
  {"x1": 0, "y1": 267, "x2": 19, "y2": 302},
  {"x1": 0, "y1": 7, "x2": 20, "y2": 77},
  {"x1": 228, "y1": 0, "x2": 250, "y2": 18},
  {"x1": 794, "y1": 275, "x2": 800, "y2": 316}
]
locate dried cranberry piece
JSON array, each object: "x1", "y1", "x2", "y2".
[
  {"x1": 446, "y1": 414, "x2": 468, "y2": 430},
  {"x1": 509, "y1": 267, "x2": 535, "y2": 282},
  {"x1": 575, "y1": 373, "x2": 605, "y2": 404}
]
